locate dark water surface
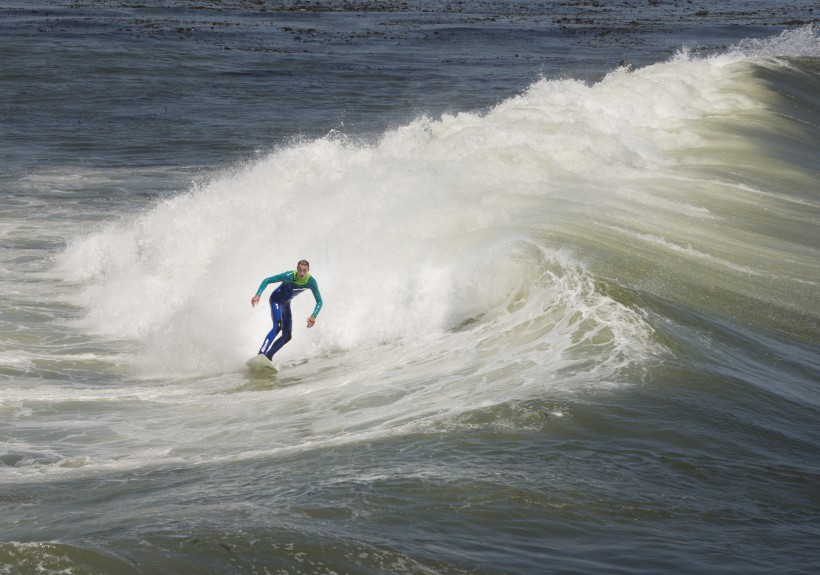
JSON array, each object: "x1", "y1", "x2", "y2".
[{"x1": 3, "y1": 0, "x2": 815, "y2": 170}]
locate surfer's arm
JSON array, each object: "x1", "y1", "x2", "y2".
[
  {"x1": 251, "y1": 271, "x2": 292, "y2": 306},
  {"x1": 306, "y1": 278, "x2": 323, "y2": 326}
]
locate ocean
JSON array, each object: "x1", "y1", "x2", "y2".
[{"x1": 1, "y1": 1, "x2": 819, "y2": 574}]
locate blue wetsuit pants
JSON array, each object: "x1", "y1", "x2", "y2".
[{"x1": 258, "y1": 293, "x2": 293, "y2": 360}]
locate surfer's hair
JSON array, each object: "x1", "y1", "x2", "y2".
[{"x1": 298, "y1": 259, "x2": 310, "y2": 268}]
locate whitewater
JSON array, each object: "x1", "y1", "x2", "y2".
[{"x1": 56, "y1": 27, "x2": 820, "y2": 374}]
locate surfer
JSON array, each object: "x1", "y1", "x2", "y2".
[{"x1": 251, "y1": 259, "x2": 323, "y2": 360}]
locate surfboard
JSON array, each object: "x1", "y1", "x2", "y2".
[{"x1": 246, "y1": 354, "x2": 277, "y2": 372}]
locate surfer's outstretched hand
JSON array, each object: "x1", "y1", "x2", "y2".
[
  {"x1": 307, "y1": 316, "x2": 316, "y2": 328},
  {"x1": 251, "y1": 295, "x2": 260, "y2": 307}
]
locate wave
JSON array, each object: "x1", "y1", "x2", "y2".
[{"x1": 55, "y1": 27, "x2": 820, "y2": 382}]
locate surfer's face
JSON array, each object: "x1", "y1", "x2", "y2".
[{"x1": 296, "y1": 263, "x2": 309, "y2": 278}]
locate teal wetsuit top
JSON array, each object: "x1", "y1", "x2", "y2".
[{"x1": 255, "y1": 271, "x2": 323, "y2": 318}]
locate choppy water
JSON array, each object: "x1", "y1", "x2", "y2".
[{"x1": 2, "y1": 2, "x2": 819, "y2": 574}]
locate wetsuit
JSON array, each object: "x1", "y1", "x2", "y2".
[{"x1": 255, "y1": 271, "x2": 323, "y2": 360}]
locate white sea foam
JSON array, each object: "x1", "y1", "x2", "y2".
[
  {"x1": 54, "y1": 28, "x2": 820, "y2": 382},
  {"x1": 32, "y1": 28, "x2": 817, "y2": 479}
]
